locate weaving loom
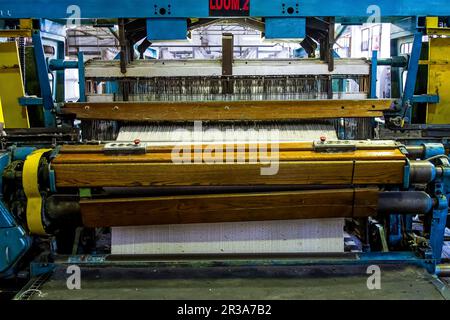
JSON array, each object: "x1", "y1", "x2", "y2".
[
  {"x1": 1, "y1": 2, "x2": 450, "y2": 295},
  {"x1": 80, "y1": 56, "x2": 369, "y2": 254}
]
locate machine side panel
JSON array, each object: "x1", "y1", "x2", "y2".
[
  {"x1": 426, "y1": 38, "x2": 450, "y2": 124},
  {"x1": 0, "y1": 42, "x2": 29, "y2": 129}
]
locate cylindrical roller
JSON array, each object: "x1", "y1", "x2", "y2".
[
  {"x1": 409, "y1": 161, "x2": 436, "y2": 184},
  {"x1": 405, "y1": 144, "x2": 446, "y2": 160},
  {"x1": 405, "y1": 145, "x2": 425, "y2": 159},
  {"x1": 45, "y1": 196, "x2": 82, "y2": 230},
  {"x1": 377, "y1": 56, "x2": 408, "y2": 68},
  {"x1": 378, "y1": 191, "x2": 434, "y2": 215}
]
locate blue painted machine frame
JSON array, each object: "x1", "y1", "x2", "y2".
[
  {"x1": 0, "y1": 0, "x2": 449, "y2": 276},
  {"x1": 0, "y1": 150, "x2": 35, "y2": 278},
  {"x1": 1, "y1": 0, "x2": 450, "y2": 19}
]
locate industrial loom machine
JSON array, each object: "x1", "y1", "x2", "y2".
[{"x1": 0, "y1": 1, "x2": 450, "y2": 296}]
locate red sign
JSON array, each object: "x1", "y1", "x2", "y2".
[{"x1": 209, "y1": 0, "x2": 250, "y2": 16}]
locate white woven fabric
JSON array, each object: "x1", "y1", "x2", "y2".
[{"x1": 111, "y1": 123, "x2": 344, "y2": 255}]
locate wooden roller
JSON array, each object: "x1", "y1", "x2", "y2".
[{"x1": 51, "y1": 141, "x2": 406, "y2": 188}]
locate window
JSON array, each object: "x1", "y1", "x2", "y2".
[
  {"x1": 400, "y1": 42, "x2": 413, "y2": 54},
  {"x1": 361, "y1": 28, "x2": 370, "y2": 51},
  {"x1": 371, "y1": 25, "x2": 381, "y2": 51}
]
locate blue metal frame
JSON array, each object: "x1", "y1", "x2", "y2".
[
  {"x1": 417, "y1": 144, "x2": 446, "y2": 265},
  {"x1": 412, "y1": 95, "x2": 440, "y2": 104},
  {"x1": 48, "y1": 52, "x2": 86, "y2": 103},
  {"x1": 423, "y1": 143, "x2": 446, "y2": 159},
  {"x1": 424, "y1": 163, "x2": 450, "y2": 271},
  {"x1": 62, "y1": 251, "x2": 431, "y2": 270},
  {"x1": 1, "y1": 1, "x2": 450, "y2": 19},
  {"x1": 370, "y1": 50, "x2": 378, "y2": 99},
  {"x1": 147, "y1": 18, "x2": 187, "y2": 41},
  {"x1": 398, "y1": 144, "x2": 448, "y2": 272},
  {"x1": 10, "y1": 146, "x2": 37, "y2": 161},
  {"x1": 401, "y1": 31, "x2": 423, "y2": 123},
  {"x1": 265, "y1": 17, "x2": 306, "y2": 39},
  {"x1": 32, "y1": 30, "x2": 56, "y2": 128},
  {"x1": 77, "y1": 52, "x2": 86, "y2": 103},
  {"x1": 0, "y1": 152, "x2": 32, "y2": 278}
]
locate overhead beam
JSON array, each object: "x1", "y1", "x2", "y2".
[
  {"x1": 84, "y1": 59, "x2": 371, "y2": 78},
  {"x1": 2, "y1": 0, "x2": 449, "y2": 19}
]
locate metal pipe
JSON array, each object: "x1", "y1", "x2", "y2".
[
  {"x1": 48, "y1": 59, "x2": 78, "y2": 71},
  {"x1": 377, "y1": 56, "x2": 408, "y2": 68},
  {"x1": 404, "y1": 144, "x2": 445, "y2": 160},
  {"x1": 409, "y1": 161, "x2": 436, "y2": 183},
  {"x1": 404, "y1": 145, "x2": 425, "y2": 159},
  {"x1": 45, "y1": 196, "x2": 82, "y2": 229},
  {"x1": 378, "y1": 191, "x2": 434, "y2": 215},
  {"x1": 46, "y1": 190, "x2": 435, "y2": 224}
]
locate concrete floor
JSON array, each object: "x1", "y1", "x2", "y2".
[{"x1": 20, "y1": 264, "x2": 448, "y2": 300}]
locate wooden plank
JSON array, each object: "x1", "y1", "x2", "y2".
[
  {"x1": 354, "y1": 188, "x2": 379, "y2": 217},
  {"x1": 53, "y1": 161, "x2": 356, "y2": 187},
  {"x1": 353, "y1": 160, "x2": 405, "y2": 184},
  {"x1": 85, "y1": 58, "x2": 371, "y2": 78},
  {"x1": 80, "y1": 188, "x2": 379, "y2": 227},
  {"x1": 61, "y1": 99, "x2": 392, "y2": 121},
  {"x1": 52, "y1": 159, "x2": 405, "y2": 188}
]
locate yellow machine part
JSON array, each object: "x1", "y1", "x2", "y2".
[
  {"x1": 426, "y1": 17, "x2": 450, "y2": 36},
  {"x1": 0, "y1": 19, "x2": 32, "y2": 37},
  {"x1": 426, "y1": 18, "x2": 450, "y2": 124},
  {"x1": 0, "y1": 42, "x2": 30, "y2": 128},
  {"x1": 0, "y1": 97, "x2": 5, "y2": 125},
  {"x1": 23, "y1": 149, "x2": 51, "y2": 236}
]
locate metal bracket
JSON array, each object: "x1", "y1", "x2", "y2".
[
  {"x1": 313, "y1": 140, "x2": 356, "y2": 153},
  {"x1": 411, "y1": 95, "x2": 440, "y2": 104},
  {"x1": 103, "y1": 142, "x2": 147, "y2": 155}
]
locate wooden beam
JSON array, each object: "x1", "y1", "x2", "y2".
[
  {"x1": 61, "y1": 99, "x2": 392, "y2": 121},
  {"x1": 52, "y1": 143, "x2": 406, "y2": 188},
  {"x1": 80, "y1": 188, "x2": 379, "y2": 227},
  {"x1": 52, "y1": 160, "x2": 405, "y2": 188}
]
